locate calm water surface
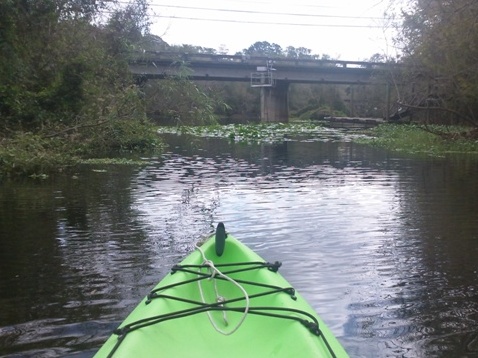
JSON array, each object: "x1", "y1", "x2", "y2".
[{"x1": 1, "y1": 129, "x2": 478, "y2": 357}]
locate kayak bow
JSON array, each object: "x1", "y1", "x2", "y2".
[{"x1": 95, "y1": 223, "x2": 349, "y2": 357}]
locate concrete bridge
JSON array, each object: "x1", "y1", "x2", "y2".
[{"x1": 129, "y1": 51, "x2": 394, "y2": 122}]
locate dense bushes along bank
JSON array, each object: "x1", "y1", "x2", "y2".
[{"x1": 0, "y1": 120, "x2": 163, "y2": 179}]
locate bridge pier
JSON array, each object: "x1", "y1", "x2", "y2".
[{"x1": 260, "y1": 81, "x2": 289, "y2": 122}]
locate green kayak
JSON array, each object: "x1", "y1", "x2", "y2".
[{"x1": 94, "y1": 223, "x2": 349, "y2": 357}]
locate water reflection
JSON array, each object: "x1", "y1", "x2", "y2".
[{"x1": 1, "y1": 132, "x2": 478, "y2": 357}]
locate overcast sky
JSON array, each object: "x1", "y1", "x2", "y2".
[{"x1": 148, "y1": 0, "x2": 403, "y2": 61}]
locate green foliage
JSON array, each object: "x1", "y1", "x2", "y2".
[
  {"x1": 169, "y1": 44, "x2": 218, "y2": 54},
  {"x1": 289, "y1": 83, "x2": 350, "y2": 119},
  {"x1": 0, "y1": 1, "x2": 146, "y2": 128},
  {"x1": 104, "y1": 0, "x2": 151, "y2": 54},
  {"x1": 241, "y1": 41, "x2": 284, "y2": 57},
  {"x1": 80, "y1": 158, "x2": 149, "y2": 165},
  {"x1": 285, "y1": 46, "x2": 313, "y2": 59},
  {"x1": 158, "y1": 122, "x2": 329, "y2": 143},
  {"x1": 358, "y1": 124, "x2": 478, "y2": 156},
  {"x1": 0, "y1": 133, "x2": 77, "y2": 179},
  {"x1": 236, "y1": 41, "x2": 327, "y2": 59},
  {"x1": 296, "y1": 105, "x2": 347, "y2": 121},
  {"x1": 79, "y1": 119, "x2": 162, "y2": 155},
  {"x1": 208, "y1": 82, "x2": 260, "y2": 122},
  {"x1": 144, "y1": 64, "x2": 228, "y2": 126},
  {"x1": 397, "y1": 0, "x2": 478, "y2": 126},
  {"x1": 0, "y1": 0, "x2": 166, "y2": 178}
]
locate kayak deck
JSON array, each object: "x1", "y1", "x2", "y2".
[{"x1": 95, "y1": 224, "x2": 349, "y2": 357}]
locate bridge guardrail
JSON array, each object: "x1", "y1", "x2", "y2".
[{"x1": 129, "y1": 51, "x2": 393, "y2": 71}]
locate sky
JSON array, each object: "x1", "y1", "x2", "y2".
[{"x1": 148, "y1": 0, "x2": 403, "y2": 61}]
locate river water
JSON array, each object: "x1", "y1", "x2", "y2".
[{"x1": 1, "y1": 128, "x2": 478, "y2": 357}]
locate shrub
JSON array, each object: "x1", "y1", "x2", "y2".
[{"x1": 0, "y1": 133, "x2": 77, "y2": 178}]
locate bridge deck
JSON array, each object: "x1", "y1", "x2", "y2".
[{"x1": 129, "y1": 51, "x2": 394, "y2": 84}]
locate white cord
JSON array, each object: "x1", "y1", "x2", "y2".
[{"x1": 195, "y1": 244, "x2": 250, "y2": 335}]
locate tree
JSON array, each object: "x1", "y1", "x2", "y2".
[
  {"x1": 143, "y1": 63, "x2": 229, "y2": 126},
  {"x1": 169, "y1": 44, "x2": 217, "y2": 54},
  {"x1": 0, "y1": 0, "x2": 157, "y2": 128},
  {"x1": 396, "y1": 0, "x2": 478, "y2": 128},
  {"x1": 240, "y1": 41, "x2": 284, "y2": 57},
  {"x1": 0, "y1": 0, "x2": 166, "y2": 156},
  {"x1": 285, "y1": 46, "x2": 313, "y2": 59},
  {"x1": 104, "y1": 0, "x2": 151, "y2": 54}
]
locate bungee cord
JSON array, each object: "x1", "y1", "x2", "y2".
[{"x1": 195, "y1": 243, "x2": 250, "y2": 335}]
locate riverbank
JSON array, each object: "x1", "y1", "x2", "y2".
[
  {"x1": 0, "y1": 121, "x2": 163, "y2": 180},
  {"x1": 357, "y1": 123, "x2": 478, "y2": 156},
  {"x1": 2, "y1": 122, "x2": 478, "y2": 179}
]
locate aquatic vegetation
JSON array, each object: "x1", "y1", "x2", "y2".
[
  {"x1": 160, "y1": 122, "x2": 478, "y2": 156},
  {"x1": 0, "y1": 125, "x2": 163, "y2": 179},
  {"x1": 0, "y1": 133, "x2": 78, "y2": 179},
  {"x1": 357, "y1": 124, "x2": 478, "y2": 156},
  {"x1": 79, "y1": 158, "x2": 148, "y2": 165},
  {"x1": 157, "y1": 122, "x2": 353, "y2": 143}
]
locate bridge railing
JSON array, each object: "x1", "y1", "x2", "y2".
[{"x1": 130, "y1": 51, "x2": 392, "y2": 71}]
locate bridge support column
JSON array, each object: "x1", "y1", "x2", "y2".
[
  {"x1": 260, "y1": 81, "x2": 289, "y2": 122},
  {"x1": 385, "y1": 82, "x2": 391, "y2": 120}
]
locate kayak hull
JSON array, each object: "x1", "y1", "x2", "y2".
[{"x1": 94, "y1": 228, "x2": 349, "y2": 357}]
